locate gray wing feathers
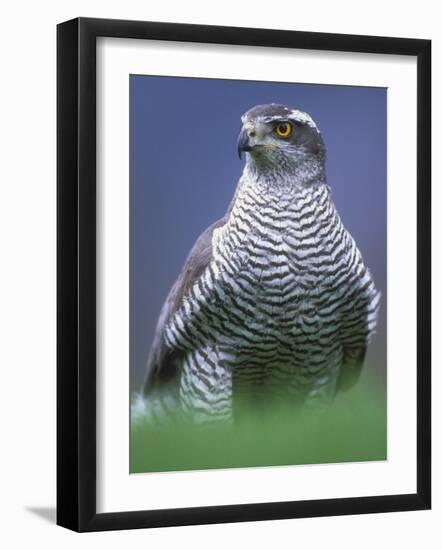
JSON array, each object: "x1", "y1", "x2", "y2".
[
  {"x1": 143, "y1": 217, "x2": 226, "y2": 394},
  {"x1": 143, "y1": 186, "x2": 240, "y2": 394}
]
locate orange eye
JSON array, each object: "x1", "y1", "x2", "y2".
[{"x1": 275, "y1": 122, "x2": 293, "y2": 138}]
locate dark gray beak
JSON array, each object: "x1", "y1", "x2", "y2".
[{"x1": 237, "y1": 128, "x2": 253, "y2": 159}]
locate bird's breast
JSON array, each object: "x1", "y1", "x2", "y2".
[{"x1": 209, "y1": 184, "x2": 341, "y2": 355}]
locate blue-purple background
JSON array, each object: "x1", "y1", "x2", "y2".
[{"x1": 130, "y1": 75, "x2": 386, "y2": 392}]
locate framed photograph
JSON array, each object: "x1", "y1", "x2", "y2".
[{"x1": 57, "y1": 17, "x2": 431, "y2": 532}]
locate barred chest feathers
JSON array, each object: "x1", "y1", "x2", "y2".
[
  {"x1": 211, "y1": 175, "x2": 344, "y2": 342},
  {"x1": 164, "y1": 173, "x2": 379, "y2": 418}
]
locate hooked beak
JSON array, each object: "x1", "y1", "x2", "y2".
[{"x1": 237, "y1": 128, "x2": 253, "y2": 159}]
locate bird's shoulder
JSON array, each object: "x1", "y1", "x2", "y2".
[
  {"x1": 143, "y1": 214, "x2": 228, "y2": 393},
  {"x1": 171, "y1": 217, "x2": 226, "y2": 316}
]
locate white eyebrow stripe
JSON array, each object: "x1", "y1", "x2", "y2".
[
  {"x1": 260, "y1": 115, "x2": 290, "y2": 123},
  {"x1": 289, "y1": 109, "x2": 318, "y2": 130}
]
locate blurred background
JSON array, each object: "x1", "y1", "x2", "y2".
[{"x1": 130, "y1": 75, "x2": 387, "y2": 396}]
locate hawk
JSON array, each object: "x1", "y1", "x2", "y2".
[{"x1": 137, "y1": 103, "x2": 380, "y2": 424}]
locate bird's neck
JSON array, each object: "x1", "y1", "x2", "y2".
[
  {"x1": 244, "y1": 153, "x2": 326, "y2": 191},
  {"x1": 223, "y1": 171, "x2": 332, "y2": 238},
  {"x1": 213, "y1": 175, "x2": 333, "y2": 272}
]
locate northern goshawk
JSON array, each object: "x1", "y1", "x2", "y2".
[{"x1": 137, "y1": 103, "x2": 380, "y2": 424}]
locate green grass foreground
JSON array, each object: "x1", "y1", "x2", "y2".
[{"x1": 130, "y1": 375, "x2": 386, "y2": 474}]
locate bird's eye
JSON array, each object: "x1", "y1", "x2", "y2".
[{"x1": 275, "y1": 122, "x2": 293, "y2": 138}]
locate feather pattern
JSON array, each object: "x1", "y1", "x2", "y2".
[{"x1": 138, "y1": 104, "x2": 380, "y2": 424}]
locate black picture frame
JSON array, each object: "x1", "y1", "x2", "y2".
[{"x1": 57, "y1": 17, "x2": 431, "y2": 532}]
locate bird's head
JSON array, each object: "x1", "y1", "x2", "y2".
[{"x1": 237, "y1": 103, "x2": 326, "y2": 184}]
